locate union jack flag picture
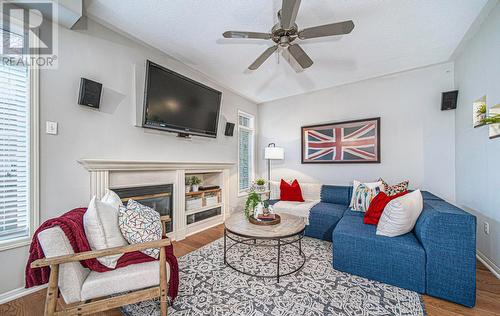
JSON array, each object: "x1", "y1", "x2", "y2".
[{"x1": 301, "y1": 118, "x2": 380, "y2": 163}]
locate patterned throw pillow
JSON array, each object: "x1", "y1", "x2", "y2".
[
  {"x1": 352, "y1": 183, "x2": 381, "y2": 212},
  {"x1": 118, "y1": 199, "x2": 162, "y2": 259},
  {"x1": 378, "y1": 178, "x2": 409, "y2": 196}
]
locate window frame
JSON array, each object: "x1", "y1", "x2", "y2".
[
  {"x1": 237, "y1": 110, "x2": 255, "y2": 196},
  {"x1": 0, "y1": 17, "x2": 40, "y2": 251}
]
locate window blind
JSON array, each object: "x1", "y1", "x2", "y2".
[
  {"x1": 239, "y1": 128, "x2": 251, "y2": 191},
  {"x1": 238, "y1": 113, "x2": 254, "y2": 192},
  {"x1": 0, "y1": 47, "x2": 31, "y2": 242}
]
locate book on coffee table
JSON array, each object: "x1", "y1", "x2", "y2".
[{"x1": 257, "y1": 214, "x2": 276, "y2": 221}]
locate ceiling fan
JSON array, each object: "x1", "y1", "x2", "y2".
[{"x1": 222, "y1": 0, "x2": 355, "y2": 71}]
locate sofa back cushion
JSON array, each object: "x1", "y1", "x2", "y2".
[
  {"x1": 321, "y1": 185, "x2": 352, "y2": 205},
  {"x1": 38, "y1": 226, "x2": 90, "y2": 304},
  {"x1": 270, "y1": 180, "x2": 321, "y2": 201}
]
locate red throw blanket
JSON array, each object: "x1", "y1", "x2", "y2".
[{"x1": 25, "y1": 208, "x2": 179, "y2": 301}]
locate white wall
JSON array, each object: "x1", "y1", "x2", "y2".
[
  {"x1": 258, "y1": 63, "x2": 456, "y2": 201},
  {"x1": 454, "y1": 3, "x2": 500, "y2": 275},
  {"x1": 0, "y1": 17, "x2": 257, "y2": 295}
]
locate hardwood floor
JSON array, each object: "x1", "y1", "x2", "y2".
[{"x1": 1, "y1": 224, "x2": 498, "y2": 316}]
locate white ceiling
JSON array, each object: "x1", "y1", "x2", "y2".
[{"x1": 85, "y1": 0, "x2": 488, "y2": 103}]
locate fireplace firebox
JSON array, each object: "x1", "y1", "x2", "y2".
[{"x1": 113, "y1": 184, "x2": 173, "y2": 233}]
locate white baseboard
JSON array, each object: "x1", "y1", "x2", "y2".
[
  {"x1": 477, "y1": 251, "x2": 500, "y2": 279},
  {"x1": 0, "y1": 284, "x2": 47, "y2": 305}
]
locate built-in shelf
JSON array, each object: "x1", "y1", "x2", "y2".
[
  {"x1": 186, "y1": 188, "x2": 221, "y2": 197},
  {"x1": 186, "y1": 203, "x2": 223, "y2": 216}
]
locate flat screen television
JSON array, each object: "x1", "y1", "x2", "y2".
[{"x1": 143, "y1": 60, "x2": 222, "y2": 138}]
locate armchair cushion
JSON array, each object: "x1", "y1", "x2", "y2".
[{"x1": 81, "y1": 260, "x2": 171, "y2": 301}]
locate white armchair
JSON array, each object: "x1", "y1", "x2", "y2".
[{"x1": 32, "y1": 226, "x2": 171, "y2": 316}]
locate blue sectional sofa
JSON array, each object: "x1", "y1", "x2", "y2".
[{"x1": 271, "y1": 185, "x2": 477, "y2": 307}]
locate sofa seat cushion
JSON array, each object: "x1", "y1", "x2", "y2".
[
  {"x1": 333, "y1": 215, "x2": 426, "y2": 293},
  {"x1": 305, "y1": 202, "x2": 348, "y2": 241},
  {"x1": 81, "y1": 260, "x2": 170, "y2": 301},
  {"x1": 342, "y1": 209, "x2": 365, "y2": 217}
]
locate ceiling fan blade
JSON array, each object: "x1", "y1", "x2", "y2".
[
  {"x1": 223, "y1": 31, "x2": 271, "y2": 39},
  {"x1": 280, "y1": 0, "x2": 301, "y2": 30},
  {"x1": 287, "y1": 44, "x2": 313, "y2": 69},
  {"x1": 298, "y1": 20, "x2": 355, "y2": 39},
  {"x1": 248, "y1": 45, "x2": 278, "y2": 70}
]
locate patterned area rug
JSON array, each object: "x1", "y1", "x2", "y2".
[{"x1": 122, "y1": 237, "x2": 426, "y2": 316}]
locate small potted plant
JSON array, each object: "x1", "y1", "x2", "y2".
[
  {"x1": 185, "y1": 177, "x2": 192, "y2": 193},
  {"x1": 244, "y1": 192, "x2": 261, "y2": 219},
  {"x1": 254, "y1": 178, "x2": 266, "y2": 192},
  {"x1": 190, "y1": 176, "x2": 202, "y2": 192}
]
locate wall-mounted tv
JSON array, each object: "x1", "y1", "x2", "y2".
[{"x1": 143, "y1": 60, "x2": 222, "y2": 138}]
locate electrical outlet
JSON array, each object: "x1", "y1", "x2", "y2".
[
  {"x1": 484, "y1": 222, "x2": 490, "y2": 235},
  {"x1": 45, "y1": 121, "x2": 58, "y2": 135}
]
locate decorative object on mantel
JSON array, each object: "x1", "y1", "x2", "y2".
[
  {"x1": 264, "y1": 143, "x2": 284, "y2": 189},
  {"x1": 185, "y1": 177, "x2": 191, "y2": 193},
  {"x1": 302, "y1": 117, "x2": 381, "y2": 163}
]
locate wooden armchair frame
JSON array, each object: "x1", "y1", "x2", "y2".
[{"x1": 31, "y1": 238, "x2": 171, "y2": 316}]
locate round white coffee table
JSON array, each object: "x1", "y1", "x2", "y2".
[{"x1": 223, "y1": 213, "x2": 306, "y2": 282}]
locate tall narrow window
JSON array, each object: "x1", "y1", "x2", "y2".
[
  {"x1": 238, "y1": 111, "x2": 255, "y2": 193},
  {"x1": 0, "y1": 27, "x2": 38, "y2": 248}
]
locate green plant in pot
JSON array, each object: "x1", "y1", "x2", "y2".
[
  {"x1": 190, "y1": 176, "x2": 202, "y2": 192},
  {"x1": 244, "y1": 192, "x2": 261, "y2": 219},
  {"x1": 254, "y1": 178, "x2": 266, "y2": 192}
]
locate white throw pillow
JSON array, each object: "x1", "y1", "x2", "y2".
[
  {"x1": 349, "y1": 180, "x2": 383, "y2": 208},
  {"x1": 84, "y1": 195, "x2": 128, "y2": 268},
  {"x1": 118, "y1": 200, "x2": 162, "y2": 259},
  {"x1": 376, "y1": 190, "x2": 424, "y2": 237},
  {"x1": 101, "y1": 189, "x2": 123, "y2": 209}
]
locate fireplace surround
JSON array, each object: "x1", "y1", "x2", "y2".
[{"x1": 78, "y1": 159, "x2": 233, "y2": 241}]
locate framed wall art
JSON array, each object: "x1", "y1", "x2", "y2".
[{"x1": 301, "y1": 117, "x2": 381, "y2": 163}]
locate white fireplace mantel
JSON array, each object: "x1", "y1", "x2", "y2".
[
  {"x1": 78, "y1": 159, "x2": 234, "y2": 241},
  {"x1": 78, "y1": 159, "x2": 235, "y2": 171}
]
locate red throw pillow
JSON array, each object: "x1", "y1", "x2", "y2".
[
  {"x1": 364, "y1": 191, "x2": 408, "y2": 225},
  {"x1": 280, "y1": 179, "x2": 305, "y2": 202}
]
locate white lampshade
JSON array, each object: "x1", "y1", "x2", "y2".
[{"x1": 265, "y1": 147, "x2": 284, "y2": 160}]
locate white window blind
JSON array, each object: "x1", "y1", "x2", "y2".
[
  {"x1": 0, "y1": 31, "x2": 31, "y2": 243},
  {"x1": 238, "y1": 112, "x2": 254, "y2": 192}
]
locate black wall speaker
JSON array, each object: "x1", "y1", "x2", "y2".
[
  {"x1": 224, "y1": 122, "x2": 235, "y2": 136},
  {"x1": 78, "y1": 78, "x2": 102, "y2": 109},
  {"x1": 441, "y1": 90, "x2": 458, "y2": 111}
]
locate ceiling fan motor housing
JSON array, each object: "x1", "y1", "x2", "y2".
[{"x1": 271, "y1": 23, "x2": 298, "y2": 47}]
